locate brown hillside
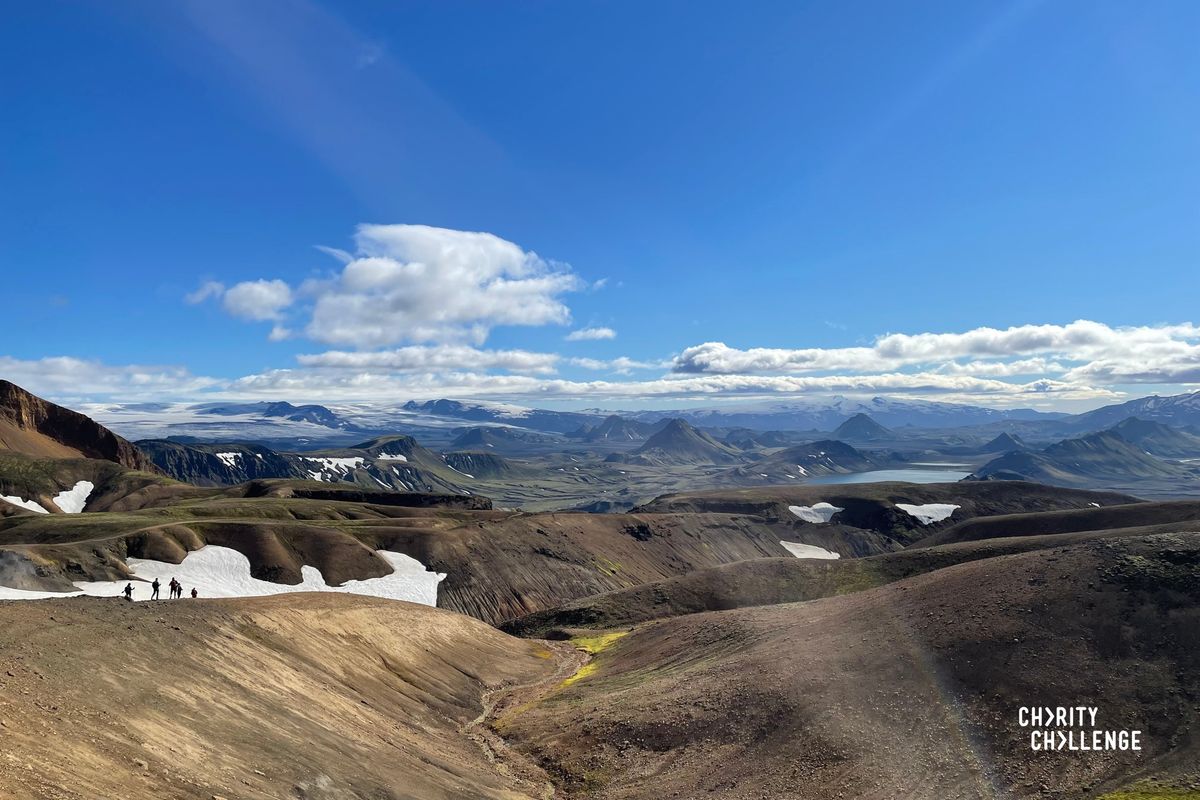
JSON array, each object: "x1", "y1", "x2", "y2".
[
  {"x1": 503, "y1": 533, "x2": 1200, "y2": 799},
  {"x1": 0, "y1": 380, "x2": 155, "y2": 471},
  {"x1": 0, "y1": 593, "x2": 559, "y2": 800}
]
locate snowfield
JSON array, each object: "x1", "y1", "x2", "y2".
[
  {"x1": 0, "y1": 545, "x2": 445, "y2": 606},
  {"x1": 896, "y1": 503, "x2": 960, "y2": 524},
  {"x1": 779, "y1": 541, "x2": 841, "y2": 560},
  {"x1": 2, "y1": 495, "x2": 49, "y2": 514},
  {"x1": 788, "y1": 503, "x2": 844, "y2": 524},
  {"x1": 53, "y1": 481, "x2": 94, "y2": 513},
  {"x1": 302, "y1": 456, "x2": 366, "y2": 481},
  {"x1": 373, "y1": 452, "x2": 408, "y2": 461},
  {"x1": 2, "y1": 481, "x2": 94, "y2": 515}
]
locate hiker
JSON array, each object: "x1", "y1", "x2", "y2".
[
  {"x1": 190, "y1": 587, "x2": 198, "y2": 599},
  {"x1": 169, "y1": 578, "x2": 179, "y2": 599},
  {"x1": 123, "y1": 583, "x2": 133, "y2": 601},
  {"x1": 151, "y1": 578, "x2": 160, "y2": 600}
]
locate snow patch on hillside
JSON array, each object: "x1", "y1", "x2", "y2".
[
  {"x1": 0, "y1": 546, "x2": 445, "y2": 606},
  {"x1": 896, "y1": 503, "x2": 960, "y2": 524},
  {"x1": 53, "y1": 481, "x2": 94, "y2": 513},
  {"x1": 303, "y1": 457, "x2": 365, "y2": 481},
  {"x1": 779, "y1": 541, "x2": 841, "y2": 560},
  {"x1": 374, "y1": 452, "x2": 408, "y2": 461},
  {"x1": 788, "y1": 503, "x2": 843, "y2": 524},
  {"x1": 1, "y1": 495, "x2": 49, "y2": 514}
]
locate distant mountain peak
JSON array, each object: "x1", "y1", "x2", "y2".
[
  {"x1": 623, "y1": 418, "x2": 741, "y2": 465},
  {"x1": 981, "y1": 432, "x2": 1026, "y2": 452},
  {"x1": 832, "y1": 413, "x2": 892, "y2": 441}
]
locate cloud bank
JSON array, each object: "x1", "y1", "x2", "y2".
[{"x1": 31, "y1": 224, "x2": 1196, "y2": 410}]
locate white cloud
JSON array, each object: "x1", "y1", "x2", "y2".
[
  {"x1": 566, "y1": 327, "x2": 616, "y2": 341},
  {"x1": 205, "y1": 224, "x2": 583, "y2": 348},
  {"x1": 673, "y1": 321, "x2": 1200, "y2": 381},
  {"x1": 222, "y1": 279, "x2": 294, "y2": 321},
  {"x1": 313, "y1": 245, "x2": 354, "y2": 264},
  {"x1": 185, "y1": 281, "x2": 225, "y2": 304},
  {"x1": 0, "y1": 356, "x2": 219, "y2": 400},
  {"x1": 934, "y1": 358, "x2": 1067, "y2": 377},
  {"x1": 568, "y1": 356, "x2": 662, "y2": 374},
  {"x1": 225, "y1": 368, "x2": 1117, "y2": 405},
  {"x1": 297, "y1": 345, "x2": 560, "y2": 374}
]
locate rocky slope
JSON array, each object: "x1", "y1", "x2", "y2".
[
  {"x1": 0, "y1": 593, "x2": 558, "y2": 799},
  {"x1": 502, "y1": 533, "x2": 1200, "y2": 799},
  {"x1": 136, "y1": 440, "x2": 309, "y2": 486},
  {"x1": 0, "y1": 380, "x2": 155, "y2": 471},
  {"x1": 722, "y1": 439, "x2": 878, "y2": 484},
  {"x1": 637, "y1": 481, "x2": 1137, "y2": 546}
]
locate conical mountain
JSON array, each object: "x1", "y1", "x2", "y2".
[
  {"x1": 832, "y1": 413, "x2": 892, "y2": 441},
  {"x1": 626, "y1": 419, "x2": 742, "y2": 465},
  {"x1": 980, "y1": 432, "x2": 1026, "y2": 453}
]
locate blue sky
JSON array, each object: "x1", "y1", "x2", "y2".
[{"x1": 2, "y1": 0, "x2": 1198, "y2": 409}]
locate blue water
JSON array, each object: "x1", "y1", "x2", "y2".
[{"x1": 807, "y1": 468, "x2": 971, "y2": 485}]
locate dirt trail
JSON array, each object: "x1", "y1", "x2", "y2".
[{"x1": 464, "y1": 640, "x2": 589, "y2": 799}]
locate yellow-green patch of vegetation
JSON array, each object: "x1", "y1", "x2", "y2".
[
  {"x1": 555, "y1": 631, "x2": 629, "y2": 689},
  {"x1": 831, "y1": 563, "x2": 890, "y2": 595},
  {"x1": 571, "y1": 631, "x2": 628, "y2": 655},
  {"x1": 595, "y1": 556, "x2": 622, "y2": 576},
  {"x1": 559, "y1": 661, "x2": 599, "y2": 688}
]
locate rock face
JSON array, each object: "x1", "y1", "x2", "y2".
[
  {"x1": 136, "y1": 440, "x2": 308, "y2": 486},
  {"x1": 0, "y1": 380, "x2": 156, "y2": 471}
]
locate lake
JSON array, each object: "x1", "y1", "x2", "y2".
[{"x1": 807, "y1": 468, "x2": 972, "y2": 485}]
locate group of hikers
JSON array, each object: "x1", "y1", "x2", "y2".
[{"x1": 123, "y1": 577, "x2": 197, "y2": 601}]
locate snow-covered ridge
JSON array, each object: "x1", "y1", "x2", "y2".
[
  {"x1": 374, "y1": 452, "x2": 408, "y2": 461},
  {"x1": 896, "y1": 503, "x2": 960, "y2": 524},
  {"x1": 788, "y1": 503, "x2": 843, "y2": 524},
  {"x1": 0, "y1": 545, "x2": 445, "y2": 605},
  {"x1": 216, "y1": 452, "x2": 242, "y2": 468},
  {"x1": 302, "y1": 457, "x2": 366, "y2": 481}
]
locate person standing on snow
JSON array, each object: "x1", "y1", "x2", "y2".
[{"x1": 123, "y1": 583, "x2": 133, "y2": 601}]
